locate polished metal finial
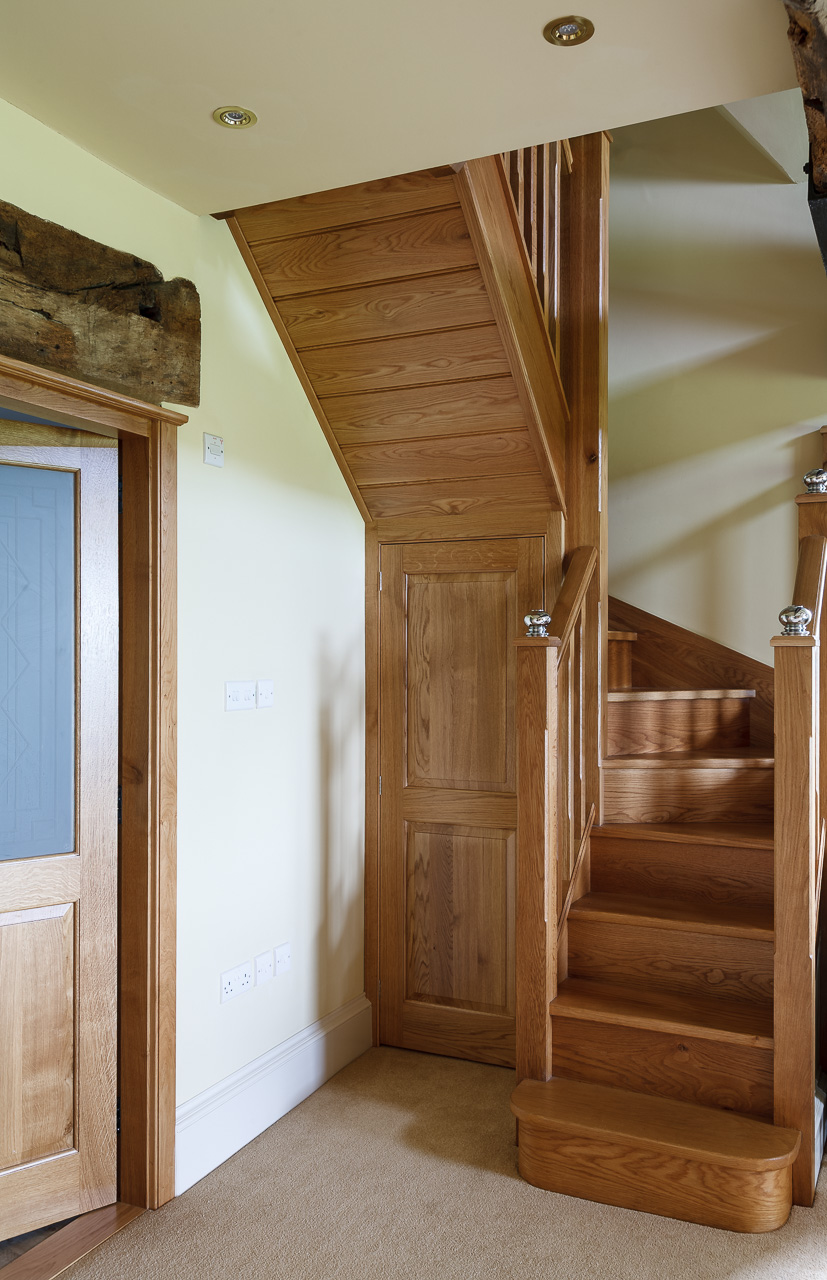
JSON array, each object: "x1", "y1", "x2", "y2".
[
  {"x1": 804, "y1": 467, "x2": 827, "y2": 494},
  {"x1": 779, "y1": 605, "x2": 813, "y2": 636},
  {"x1": 525, "y1": 608, "x2": 552, "y2": 637}
]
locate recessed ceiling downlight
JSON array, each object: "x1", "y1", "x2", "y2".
[
  {"x1": 543, "y1": 15, "x2": 595, "y2": 46},
  {"x1": 212, "y1": 106, "x2": 258, "y2": 129}
]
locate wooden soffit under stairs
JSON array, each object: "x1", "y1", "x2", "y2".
[{"x1": 219, "y1": 157, "x2": 569, "y2": 530}]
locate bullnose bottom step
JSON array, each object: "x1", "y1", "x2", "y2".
[{"x1": 511, "y1": 1077, "x2": 799, "y2": 1233}]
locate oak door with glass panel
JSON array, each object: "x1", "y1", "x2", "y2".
[
  {"x1": 378, "y1": 538, "x2": 543, "y2": 1067},
  {"x1": 0, "y1": 438, "x2": 118, "y2": 1239}
]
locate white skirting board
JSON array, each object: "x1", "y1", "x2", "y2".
[{"x1": 174, "y1": 993, "x2": 373, "y2": 1195}]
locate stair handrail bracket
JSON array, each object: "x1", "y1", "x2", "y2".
[
  {"x1": 771, "y1": 531, "x2": 827, "y2": 1206},
  {"x1": 513, "y1": 546, "x2": 599, "y2": 1084}
]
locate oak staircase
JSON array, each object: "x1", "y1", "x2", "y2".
[{"x1": 221, "y1": 139, "x2": 825, "y2": 1233}]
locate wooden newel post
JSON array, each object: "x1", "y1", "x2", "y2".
[
  {"x1": 514, "y1": 634, "x2": 559, "y2": 1084},
  {"x1": 772, "y1": 630, "x2": 819, "y2": 1207}
]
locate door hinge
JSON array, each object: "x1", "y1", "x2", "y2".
[
  {"x1": 117, "y1": 785, "x2": 122, "y2": 825},
  {"x1": 378, "y1": 775, "x2": 382, "y2": 796}
]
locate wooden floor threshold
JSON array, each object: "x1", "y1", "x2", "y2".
[{"x1": 2, "y1": 1204, "x2": 144, "y2": 1280}]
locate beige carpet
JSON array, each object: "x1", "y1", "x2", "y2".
[{"x1": 65, "y1": 1048, "x2": 827, "y2": 1279}]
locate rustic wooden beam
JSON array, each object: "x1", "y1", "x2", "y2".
[
  {"x1": 784, "y1": 2, "x2": 827, "y2": 194},
  {"x1": 0, "y1": 201, "x2": 200, "y2": 405}
]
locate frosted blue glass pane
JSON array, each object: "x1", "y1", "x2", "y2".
[{"x1": 0, "y1": 464, "x2": 75, "y2": 860}]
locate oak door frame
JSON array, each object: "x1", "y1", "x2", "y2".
[{"x1": 0, "y1": 353, "x2": 184, "y2": 1210}]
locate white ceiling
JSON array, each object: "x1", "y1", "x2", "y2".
[{"x1": 0, "y1": 0, "x2": 799, "y2": 214}]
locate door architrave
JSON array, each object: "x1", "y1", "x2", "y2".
[{"x1": 0, "y1": 352, "x2": 183, "y2": 1211}]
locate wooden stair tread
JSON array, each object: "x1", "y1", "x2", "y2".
[
  {"x1": 568, "y1": 891, "x2": 773, "y2": 939},
  {"x1": 511, "y1": 1078, "x2": 799, "y2": 1170},
  {"x1": 551, "y1": 977, "x2": 773, "y2": 1048},
  {"x1": 608, "y1": 687, "x2": 756, "y2": 703},
  {"x1": 592, "y1": 821, "x2": 773, "y2": 849},
  {"x1": 608, "y1": 630, "x2": 637, "y2": 642},
  {"x1": 603, "y1": 749, "x2": 773, "y2": 770}
]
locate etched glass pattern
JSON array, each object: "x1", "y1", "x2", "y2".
[{"x1": 0, "y1": 464, "x2": 75, "y2": 860}]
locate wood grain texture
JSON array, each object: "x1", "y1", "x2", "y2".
[
  {"x1": 301, "y1": 325, "x2": 510, "y2": 396},
  {"x1": 373, "y1": 507, "x2": 551, "y2": 543},
  {"x1": 0, "y1": 1156, "x2": 80, "y2": 1241},
  {"x1": 224, "y1": 218, "x2": 370, "y2": 522},
  {"x1": 514, "y1": 642, "x2": 556, "y2": 1082},
  {"x1": 773, "y1": 641, "x2": 818, "y2": 1206},
  {"x1": 567, "y1": 919, "x2": 774, "y2": 1005},
  {"x1": 455, "y1": 156, "x2": 568, "y2": 510},
  {"x1": 0, "y1": 1202, "x2": 144, "y2": 1280},
  {"x1": 399, "y1": 999, "x2": 515, "y2": 1067},
  {"x1": 280, "y1": 268, "x2": 494, "y2": 349},
  {"x1": 257, "y1": 208, "x2": 475, "y2": 297},
  {"x1": 551, "y1": 976, "x2": 773, "y2": 1047},
  {"x1": 0, "y1": 422, "x2": 118, "y2": 448},
  {"x1": 233, "y1": 167, "x2": 459, "y2": 241},
  {"x1": 343, "y1": 429, "x2": 539, "y2": 488},
  {"x1": 607, "y1": 638, "x2": 632, "y2": 690},
  {"x1": 606, "y1": 696, "x2": 751, "y2": 756},
  {"x1": 0, "y1": 354, "x2": 185, "y2": 435},
  {"x1": 0, "y1": 906, "x2": 74, "y2": 1172},
  {"x1": 590, "y1": 831, "x2": 774, "y2": 910},
  {"x1": 364, "y1": 472, "x2": 551, "y2": 521},
  {"x1": 0, "y1": 858, "x2": 80, "y2": 915},
  {"x1": 401, "y1": 789, "x2": 517, "y2": 826},
  {"x1": 552, "y1": 1018, "x2": 774, "y2": 1119},
  {"x1": 592, "y1": 821, "x2": 774, "y2": 849},
  {"x1": 561, "y1": 132, "x2": 611, "y2": 824},
  {"x1": 568, "y1": 892, "x2": 773, "y2": 940},
  {"x1": 323, "y1": 377, "x2": 526, "y2": 445},
  {"x1": 602, "y1": 764, "x2": 774, "y2": 824},
  {"x1": 514, "y1": 1119, "x2": 794, "y2": 1232},
  {"x1": 609, "y1": 596, "x2": 774, "y2": 751}
]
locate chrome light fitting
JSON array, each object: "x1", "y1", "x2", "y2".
[
  {"x1": 543, "y1": 15, "x2": 595, "y2": 46},
  {"x1": 212, "y1": 106, "x2": 258, "y2": 129}
]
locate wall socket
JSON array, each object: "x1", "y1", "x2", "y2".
[
  {"x1": 255, "y1": 950, "x2": 274, "y2": 984},
  {"x1": 221, "y1": 960, "x2": 253, "y2": 1002},
  {"x1": 275, "y1": 942, "x2": 292, "y2": 976}
]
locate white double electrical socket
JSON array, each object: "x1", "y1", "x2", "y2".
[{"x1": 221, "y1": 960, "x2": 253, "y2": 1002}]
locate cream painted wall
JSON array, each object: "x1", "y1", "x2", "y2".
[
  {"x1": 0, "y1": 96, "x2": 366, "y2": 1105},
  {"x1": 609, "y1": 104, "x2": 827, "y2": 663}
]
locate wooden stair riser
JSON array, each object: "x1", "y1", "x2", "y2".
[
  {"x1": 603, "y1": 767, "x2": 774, "y2": 824},
  {"x1": 551, "y1": 1018, "x2": 773, "y2": 1119},
  {"x1": 606, "y1": 699, "x2": 750, "y2": 756},
  {"x1": 515, "y1": 1124, "x2": 793, "y2": 1233},
  {"x1": 567, "y1": 920, "x2": 774, "y2": 1005},
  {"x1": 590, "y1": 835, "x2": 774, "y2": 911}
]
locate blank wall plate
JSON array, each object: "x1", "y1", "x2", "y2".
[
  {"x1": 276, "y1": 942, "x2": 292, "y2": 976},
  {"x1": 256, "y1": 679, "x2": 274, "y2": 709},
  {"x1": 203, "y1": 433, "x2": 224, "y2": 467},
  {"x1": 225, "y1": 680, "x2": 256, "y2": 711},
  {"x1": 255, "y1": 950, "x2": 274, "y2": 984}
]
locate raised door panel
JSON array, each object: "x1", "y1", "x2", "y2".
[{"x1": 379, "y1": 537, "x2": 543, "y2": 1066}]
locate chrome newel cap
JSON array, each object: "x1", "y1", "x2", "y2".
[
  {"x1": 525, "y1": 608, "x2": 552, "y2": 637},
  {"x1": 779, "y1": 605, "x2": 813, "y2": 636},
  {"x1": 804, "y1": 467, "x2": 827, "y2": 494}
]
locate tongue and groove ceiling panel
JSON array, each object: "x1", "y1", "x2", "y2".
[{"x1": 0, "y1": 0, "x2": 796, "y2": 213}]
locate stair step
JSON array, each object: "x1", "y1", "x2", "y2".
[
  {"x1": 603, "y1": 754, "x2": 774, "y2": 824},
  {"x1": 567, "y1": 913, "x2": 773, "y2": 1005},
  {"x1": 608, "y1": 687, "x2": 756, "y2": 702},
  {"x1": 590, "y1": 826, "x2": 773, "y2": 910},
  {"x1": 568, "y1": 892, "x2": 773, "y2": 940},
  {"x1": 603, "y1": 749, "x2": 773, "y2": 769},
  {"x1": 607, "y1": 694, "x2": 754, "y2": 756},
  {"x1": 593, "y1": 822, "x2": 773, "y2": 849},
  {"x1": 551, "y1": 978, "x2": 773, "y2": 1118},
  {"x1": 551, "y1": 977, "x2": 773, "y2": 1047},
  {"x1": 511, "y1": 1077, "x2": 799, "y2": 1231},
  {"x1": 608, "y1": 630, "x2": 638, "y2": 641}
]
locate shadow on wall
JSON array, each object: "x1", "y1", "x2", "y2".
[
  {"x1": 316, "y1": 634, "x2": 365, "y2": 1034},
  {"x1": 610, "y1": 105, "x2": 796, "y2": 185}
]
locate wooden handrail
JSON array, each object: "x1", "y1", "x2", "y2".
[
  {"x1": 789, "y1": 534, "x2": 827, "y2": 634},
  {"x1": 548, "y1": 546, "x2": 598, "y2": 657}
]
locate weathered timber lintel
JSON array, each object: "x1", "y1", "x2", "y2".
[
  {"x1": 0, "y1": 200, "x2": 201, "y2": 406},
  {"x1": 783, "y1": 1, "x2": 827, "y2": 272}
]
